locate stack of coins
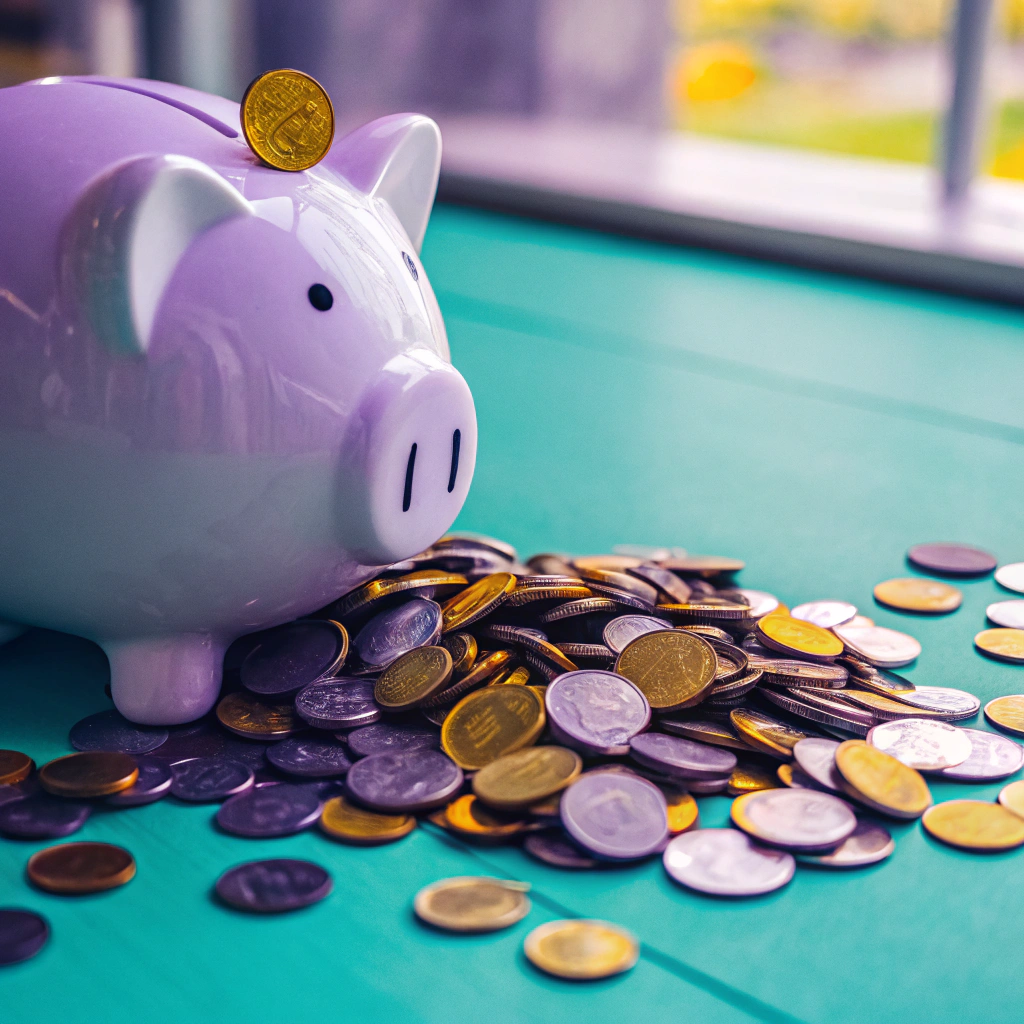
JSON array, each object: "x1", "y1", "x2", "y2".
[{"x1": 4, "y1": 533, "x2": 1024, "y2": 974}]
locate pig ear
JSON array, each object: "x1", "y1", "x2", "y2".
[
  {"x1": 63, "y1": 154, "x2": 254, "y2": 355},
  {"x1": 327, "y1": 114, "x2": 441, "y2": 253}
]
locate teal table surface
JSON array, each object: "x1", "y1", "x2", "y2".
[{"x1": 4, "y1": 205, "x2": 1024, "y2": 1024}]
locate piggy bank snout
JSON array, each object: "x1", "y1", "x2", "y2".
[{"x1": 352, "y1": 350, "x2": 477, "y2": 565}]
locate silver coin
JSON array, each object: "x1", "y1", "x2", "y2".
[
  {"x1": 791, "y1": 601, "x2": 857, "y2": 629},
  {"x1": 352, "y1": 598, "x2": 442, "y2": 669},
  {"x1": 867, "y1": 719, "x2": 971, "y2": 770},
  {"x1": 987, "y1": 600, "x2": 1024, "y2": 630},
  {"x1": 885, "y1": 685, "x2": 980, "y2": 721},
  {"x1": 545, "y1": 670, "x2": 651, "y2": 756},
  {"x1": 940, "y1": 728, "x2": 1024, "y2": 780},
  {"x1": 797, "y1": 821, "x2": 894, "y2": 868},
  {"x1": 792, "y1": 737, "x2": 843, "y2": 792},
  {"x1": 627, "y1": 564, "x2": 692, "y2": 604},
  {"x1": 602, "y1": 615, "x2": 672, "y2": 655},
  {"x1": 663, "y1": 828, "x2": 795, "y2": 896},
  {"x1": 995, "y1": 562, "x2": 1024, "y2": 595},
  {"x1": 733, "y1": 788, "x2": 857, "y2": 852},
  {"x1": 734, "y1": 589, "x2": 779, "y2": 620},
  {"x1": 685, "y1": 777, "x2": 731, "y2": 795},
  {"x1": 832, "y1": 625, "x2": 921, "y2": 668},
  {"x1": 761, "y1": 687, "x2": 874, "y2": 736}
]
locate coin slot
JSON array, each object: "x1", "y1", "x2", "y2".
[
  {"x1": 447, "y1": 429, "x2": 461, "y2": 493},
  {"x1": 403, "y1": 443, "x2": 417, "y2": 512}
]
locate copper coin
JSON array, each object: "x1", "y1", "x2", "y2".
[
  {"x1": 38, "y1": 752, "x2": 138, "y2": 798},
  {"x1": 27, "y1": 842, "x2": 136, "y2": 894},
  {"x1": 0, "y1": 750, "x2": 34, "y2": 786}
]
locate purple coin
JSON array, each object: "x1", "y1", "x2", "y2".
[
  {"x1": 170, "y1": 757, "x2": 255, "y2": 802},
  {"x1": 150, "y1": 721, "x2": 270, "y2": 770},
  {"x1": 352, "y1": 598, "x2": 442, "y2": 669},
  {"x1": 240, "y1": 620, "x2": 348, "y2": 696},
  {"x1": 560, "y1": 772, "x2": 668, "y2": 860},
  {"x1": 545, "y1": 670, "x2": 651, "y2": 756},
  {"x1": 266, "y1": 736, "x2": 352, "y2": 778},
  {"x1": 106, "y1": 756, "x2": 173, "y2": 807},
  {"x1": 295, "y1": 678, "x2": 381, "y2": 729},
  {"x1": 629, "y1": 732, "x2": 738, "y2": 780},
  {"x1": 69, "y1": 709, "x2": 169, "y2": 754},
  {"x1": 601, "y1": 615, "x2": 672, "y2": 655},
  {"x1": 907, "y1": 543, "x2": 997, "y2": 577},
  {"x1": 215, "y1": 859, "x2": 332, "y2": 913},
  {"x1": 523, "y1": 831, "x2": 598, "y2": 869},
  {"x1": 0, "y1": 796, "x2": 90, "y2": 839},
  {"x1": 344, "y1": 722, "x2": 439, "y2": 758},
  {"x1": 345, "y1": 749, "x2": 463, "y2": 812},
  {"x1": 216, "y1": 784, "x2": 323, "y2": 837},
  {"x1": 0, "y1": 908, "x2": 50, "y2": 965},
  {"x1": 941, "y1": 728, "x2": 1024, "y2": 780}
]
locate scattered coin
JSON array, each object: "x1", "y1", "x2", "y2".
[
  {"x1": 867, "y1": 720, "x2": 971, "y2": 771},
  {"x1": 997, "y1": 779, "x2": 1024, "y2": 818},
  {"x1": 441, "y1": 685, "x2": 545, "y2": 770},
  {"x1": 995, "y1": 563, "x2": 1024, "y2": 594},
  {"x1": 215, "y1": 858, "x2": 332, "y2": 912},
  {"x1": 838, "y1": 689, "x2": 944, "y2": 721},
  {"x1": 883, "y1": 685, "x2": 980, "y2": 721},
  {"x1": 294, "y1": 677, "x2": 380, "y2": 729},
  {"x1": 796, "y1": 821, "x2": 895, "y2": 868},
  {"x1": 922, "y1": 800, "x2": 1024, "y2": 851},
  {"x1": 266, "y1": 736, "x2": 352, "y2": 778},
  {"x1": 730, "y1": 707, "x2": 807, "y2": 758},
  {"x1": 443, "y1": 795, "x2": 528, "y2": 838},
  {"x1": 68, "y1": 710, "x2": 168, "y2": 754},
  {"x1": 663, "y1": 828, "x2": 795, "y2": 896},
  {"x1": 523, "y1": 831, "x2": 598, "y2": 869},
  {"x1": 834, "y1": 740, "x2": 932, "y2": 819},
  {"x1": 757, "y1": 615, "x2": 843, "y2": 661},
  {"x1": 217, "y1": 690, "x2": 302, "y2": 739},
  {"x1": 27, "y1": 842, "x2": 135, "y2": 894},
  {"x1": 602, "y1": 615, "x2": 671, "y2": 654},
  {"x1": 731, "y1": 788, "x2": 857, "y2": 851},
  {"x1": 0, "y1": 796, "x2": 90, "y2": 839},
  {"x1": 793, "y1": 738, "x2": 843, "y2": 792},
  {"x1": 791, "y1": 601, "x2": 857, "y2": 629},
  {"x1": 0, "y1": 908, "x2": 49, "y2": 965},
  {"x1": 170, "y1": 757, "x2": 254, "y2": 802},
  {"x1": 907, "y1": 543, "x2": 997, "y2": 577},
  {"x1": 832, "y1": 625, "x2": 921, "y2": 668},
  {"x1": 241, "y1": 69, "x2": 335, "y2": 172},
  {"x1": 975, "y1": 628, "x2": 1024, "y2": 664},
  {"x1": 38, "y1": 751, "x2": 138, "y2": 798},
  {"x1": 560, "y1": 771, "x2": 668, "y2": 860},
  {"x1": 240, "y1": 619, "x2": 348, "y2": 696},
  {"x1": 873, "y1": 578, "x2": 962, "y2": 614},
  {"x1": 0, "y1": 750, "x2": 33, "y2": 786},
  {"x1": 473, "y1": 746, "x2": 582, "y2": 810},
  {"x1": 545, "y1": 670, "x2": 650, "y2": 756},
  {"x1": 415, "y1": 876, "x2": 530, "y2": 933},
  {"x1": 106, "y1": 757, "x2": 173, "y2": 807},
  {"x1": 319, "y1": 795, "x2": 415, "y2": 845},
  {"x1": 984, "y1": 695, "x2": 1024, "y2": 737},
  {"x1": 629, "y1": 732, "x2": 737, "y2": 780},
  {"x1": 346, "y1": 749, "x2": 463, "y2": 812},
  {"x1": 353, "y1": 598, "x2": 442, "y2": 670},
  {"x1": 987, "y1": 601, "x2": 1024, "y2": 630},
  {"x1": 216, "y1": 784, "x2": 323, "y2": 837},
  {"x1": 374, "y1": 646, "x2": 453, "y2": 709},
  {"x1": 614, "y1": 629, "x2": 717, "y2": 711},
  {"x1": 344, "y1": 722, "x2": 438, "y2": 758},
  {"x1": 940, "y1": 729, "x2": 1024, "y2": 781},
  {"x1": 524, "y1": 919, "x2": 638, "y2": 979}
]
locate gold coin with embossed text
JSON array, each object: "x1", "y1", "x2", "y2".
[
  {"x1": 441, "y1": 685, "x2": 545, "y2": 770},
  {"x1": 614, "y1": 629, "x2": 717, "y2": 711},
  {"x1": 374, "y1": 646, "x2": 452, "y2": 709},
  {"x1": 241, "y1": 69, "x2": 335, "y2": 171},
  {"x1": 473, "y1": 746, "x2": 582, "y2": 810},
  {"x1": 834, "y1": 740, "x2": 931, "y2": 819}
]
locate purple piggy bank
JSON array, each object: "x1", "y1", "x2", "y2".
[{"x1": 0, "y1": 76, "x2": 476, "y2": 724}]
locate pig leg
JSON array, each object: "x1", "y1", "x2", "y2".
[{"x1": 100, "y1": 633, "x2": 227, "y2": 726}]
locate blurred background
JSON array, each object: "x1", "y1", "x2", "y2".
[{"x1": 1, "y1": 0, "x2": 1021, "y2": 183}]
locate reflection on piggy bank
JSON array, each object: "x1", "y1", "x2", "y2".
[{"x1": 0, "y1": 76, "x2": 476, "y2": 724}]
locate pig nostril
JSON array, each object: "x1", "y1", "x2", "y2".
[
  {"x1": 402, "y1": 443, "x2": 417, "y2": 512},
  {"x1": 447, "y1": 430, "x2": 461, "y2": 494}
]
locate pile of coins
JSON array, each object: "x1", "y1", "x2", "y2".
[{"x1": 3, "y1": 534, "x2": 1024, "y2": 979}]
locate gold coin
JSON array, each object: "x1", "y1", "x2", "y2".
[
  {"x1": 441, "y1": 572, "x2": 517, "y2": 632},
  {"x1": 727, "y1": 763, "x2": 783, "y2": 795},
  {"x1": 441, "y1": 631, "x2": 478, "y2": 674},
  {"x1": 524, "y1": 919, "x2": 639, "y2": 980},
  {"x1": 975, "y1": 628, "x2": 1024, "y2": 664},
  {"x1": 730, "y1": 708, "x2": 806, "y2": 758},
  {"x1": 38, "y1": 752, "x2": 137, "y2": 798},
  {"x1": 777, "y1": 763, "x2": 796, "y2": 787},
  {"x1": 441, "y1": 685, "x2": 545, "y2": 770},
  {"x1": 873, "y1": 578, "x2": 962, "y2": 614},
  {"x1": 0, "y1": 749, "x2": 33, "y2": 785},
  {"x1": 834, "y1": 740, "x2": 931, "y2": 819},
  {"x1": 836, "y1": 689, "x2": 943, "y2": 719},
  {"x1": 443, "y1": 795, "x2": 527, "y2": 838},
  {"x1": 374, "y1": 646, "x2": 452, "y2": 709},
  {"x1": 473, "y1": 746, "x2": 582, "y2": 810},
  {"x1": 27, "y1": 841, "x2": 135, "y2": 894},
  {"x1": 241, "y1": 69, "x2": 335, "y2": 171},
  {"x1": 420, "y1": 648, "x2": 514, "y2": 708},
  {"x1": 661, "y1": 786, "x2": 699, "y2": 833},
  {"x1": 490, "y1": 665, "x2": 532, "y2": 686},
  {"x1": 319, "y1": 796, "x2": 414, "y2": 845},
  {"x1": 414, "y1": 876, "x2": 531, "y2": 932},
  {"x1": 336, "y1": 571, "x2": 467, "y2": 619},
  {"x1": 614, "y1": 630, "x2": 717, "y2": 711},
  {"x1": 216, "y1": 690, "x2": 301, "y2": 739},
  {"x1": 756, "y1": 615, "x2": 844, "y2": 660},
  {"x1": 998, "y1": 779, "x2": 1024, "y2": 818},
  {"x1": 984, "y1": 695, "x2": 1024, "y2": 736},
  {"x1": 922, "y1": 799, "x2": 1024, "y2": 851},
  {"x1": 659, "y1": 717, "x2": 755, "y2": 751}
]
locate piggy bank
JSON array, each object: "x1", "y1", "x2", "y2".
[{"x1": 0, "y1": 75, "x2": 476, "y2": 724}]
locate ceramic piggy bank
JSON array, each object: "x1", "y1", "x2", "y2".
[{"x1": 0, "y1": 76, "x2": 476, "y2": 724}]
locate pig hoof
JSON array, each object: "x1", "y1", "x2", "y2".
[{"x1": 101, "y1": 633, "x2": 226, "y2": 725}]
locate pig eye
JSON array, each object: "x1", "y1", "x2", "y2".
[
  {"x1": 402, "y1": 252, "x2": 419, "y2": 281},
  {"x1": 308, "y1": 284, "x2": 333, "y2": 311}
]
